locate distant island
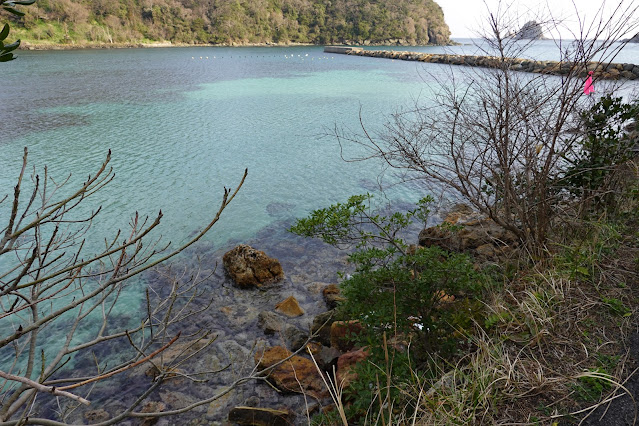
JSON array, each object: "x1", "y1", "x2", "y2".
[
  {"x1": 508, "y1": 21, "x2": 545, "y2": 40},
  {"x1": 2, "y1": 0, "x2": 451, "y2": 49},
  {"x1": 624, "y1": 32, "x2": 639, "y2": 43}
]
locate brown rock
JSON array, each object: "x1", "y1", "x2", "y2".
[
  {"x1": 228, "y1": 406, "x2": 291, "y2": 426},
  {"x1": 275, "y1": 296, "x2": 304, "y2": 317},
  {"x1": 475, "y1": 243, "x2": 496, "y2": 258},
  {"x1": 330, "y1": 320, "x2": 364, "y2": 352},
  {"x1": 139, "y1": 401, "x2": 166, "y2": 426},
  {"x1": 336, "y1": 348, "x2": 369, "y2": 388},
  {"x1": 84, "y1": 409, "x2": 110, "y2": 423},
  {"x1": 223, "y1": 244, "x2": 284, "y2": 288},
  {"x1": 443, "y1": 203, "x2": 474, "y2": 224},
  {"x1": 322, "y1": 284, "x2": 345, "y2": 309},
  {"x1": 419, "y1": 204, "x2": 518, "y2": 258},
  {"x1": 254, "y1": 346, "x2": 328, "y2": 399}
]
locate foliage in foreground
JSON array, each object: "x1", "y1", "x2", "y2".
[
  {"x1": 0, "y1": 0, "x2": 34, "y2": 61},
  {"x1": 292, "y1": 194, "x2": 488, "y2": 423},
  {"x1": 0, "y1": 149, "x2": 250, "y2": 424}
]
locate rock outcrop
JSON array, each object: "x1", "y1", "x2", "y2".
[
  {"x1": 624, "y1": 33, "x2": 639, "y2": 43},
  {"x1": 223, "y1": 244, "x2": 284, "y2": 288},
  {"x1": 418, "y1": 204, "x2": 518, "y2": 259},
  {"x1": 254, "y1": 346, "x2": 328, "y2": 399},
  {"x1": 511, "y1": 21, "x2": 545, "y2": 40}
]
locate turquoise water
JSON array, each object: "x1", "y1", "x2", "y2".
[{"x1": 0, "y1": 46, "x2": 439, "y2": 250}]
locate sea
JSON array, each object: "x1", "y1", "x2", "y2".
[{"x1": 1, "y1": 39, "x2": 638, "y2": 423}]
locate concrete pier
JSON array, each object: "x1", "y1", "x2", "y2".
[{"x1": 324, "y1": 46, "x2": 639, "y2": 80}]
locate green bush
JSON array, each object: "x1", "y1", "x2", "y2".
[
  {"x1": 292, "y1": 195, "x2": 487, "y2": 422},
  {"x1": 1, "y1": 0, "x2": 36, "y2": 62},
  {"x1": 563, "y1": 94, "x2": 639, "y2": 211}
]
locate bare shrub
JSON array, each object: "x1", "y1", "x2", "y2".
[
  {"x1": 335, "y1": 1, "x2": 639, "y2": 255},
  {"x1": 0, "y1": 149, "x2": 252, "y2": 423}
]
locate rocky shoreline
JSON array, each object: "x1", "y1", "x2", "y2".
[
  {"x1": 18, "y1": 41, "x2": 454, "y2": 51},
  {"x1": 331, "y1": 46, "x2": 639, "y2": 80}
]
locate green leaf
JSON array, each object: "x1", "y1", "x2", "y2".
[
  {"x1": 2, "y1": 40, "x2": 19, "y2": 53},
  {"x1": 2, "y1": 6, "x2": 25, "y2": 16},
  {"x1": 576, "y1": 266, "x2": 590, "y2": 277},
  {"x1": 0, "y1": 52, "x2": 15, "y2": 62},
  {"x1": 13, "y1": 0, "x2": 36, "y2": 5},
  {"x1": 0, "y1": 24, "x2": 9, "y2": 41}
]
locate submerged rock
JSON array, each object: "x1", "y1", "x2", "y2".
[
  {"x1": 275, "y1": 296, "x2": 304, "y2": 317},
  {"x1": 258, "y1": 311, "x2": 286, "y2": 335},
  {"x1": 223, "y1": 244, "x2": 284, "y2": 288},
  {"x1": 228, "y1": 406, "x2": 291, "y2": 426}
]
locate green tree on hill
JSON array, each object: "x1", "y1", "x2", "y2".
[{"x1": 1, "y1": 0, "x2": 452, "y2": 46}]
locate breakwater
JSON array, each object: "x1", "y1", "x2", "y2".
[{"x1": 326, "y1": 46, "x2": 639, "y2": 80}]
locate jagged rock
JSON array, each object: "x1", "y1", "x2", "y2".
[
  {"x1": 624, "y1": 32, "x2": 639, "y2": 43},
  {"x1": 418, "y1": 205, "x2": 518, "y2": 258},
  {"x1": 223, "y1": 244, "x2": 284, "y2": 288},
  {"x1": 510, "y1": 21, "x2": 545, "y2": 40},
  {"x1": 275, "y1": 296, "x2": 304, "y2": 317},
  {"x1": 257, "y1": 311, "x2": 285, "y2": 335},
  {"x1": 330, "y1": 320, "x2": 364, "y2": 352},
  {"x1": 336, "y1": 348, "x2": 369, "y2": 389},
  {"x1": 228, "y1": 406, "x2": 291, "y2": 426},
  {"x1": 283, "y1": 325, "x2": 308, "y2": 351},
  {"x1": 254, "y1": 346, "x2": 328, "y2": 399},
  {"x1": 322, "y1": 284, "x2": 345, "y2": 309}
]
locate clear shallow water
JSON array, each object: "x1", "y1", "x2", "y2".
[{"x1": 0, "y1": 46, "x2": 439, "y2": 250}]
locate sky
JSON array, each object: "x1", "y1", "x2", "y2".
[{"x1": 439, "y1": 0, "x2": 638, "y2": 39}]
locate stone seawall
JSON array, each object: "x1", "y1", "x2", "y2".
[{"x1": 325, "y1": 46, "x2": 639, "y2": 80}]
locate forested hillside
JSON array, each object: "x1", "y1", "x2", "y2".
[{"x1": 3, "y1": 0, "x2": 451, "y2": 47}]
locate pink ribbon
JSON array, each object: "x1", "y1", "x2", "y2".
[{"x1": 584, "y1": 71, "x2": 595, "y2": 95}]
